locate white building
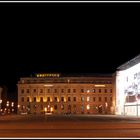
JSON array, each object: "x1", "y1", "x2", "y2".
[{"x1": 116, "y1": 54, "x2": 140, "y2": 116}]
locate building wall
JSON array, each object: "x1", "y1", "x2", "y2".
[
  {"x1": 17, "y1": 76, "x2": 114, "y2": 115},
  {"x1": 116, "y1": 62, "x2": 140, "y2": 116}
]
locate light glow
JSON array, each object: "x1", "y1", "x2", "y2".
[
  {"x1": 94, "y1": 85, "x2": 106, "y2": 87},
  {"x1": 87, "y1": 104, "x2": 90, "y2": 110},
  {"x1": 50, "y1": 107, "x2": 53, "y2": 112},
  {"x1": 44, "y1": 107, "x2": 47, "y2": 112},
  {"x1": 44, "y1": 85, "x2": 53, "y2": 87}
]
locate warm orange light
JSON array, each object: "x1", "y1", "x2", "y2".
[
  {"x1": 87, "y1": 104, "x2": 90, "y2": 110},
  {"x1": 50, "y1": 107, "x2": 53, "y2": 112},
  {"x1": 94, "y1": 85, "x2": 105, "y2": 87},
  {"x1": 43, "y1": 98, "x2": 47, "y2": 102},
  {"x1": 44, "y1": 107, "x2": 47, "y2": 112}
]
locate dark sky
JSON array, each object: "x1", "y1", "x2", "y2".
[{"x1": 0, "y1": 3, "x2": 140, "y2": 94}]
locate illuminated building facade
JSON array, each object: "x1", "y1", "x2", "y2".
[
  {"x1": 116, "y1": 54, "x2": 140, "y2": 116},
  {"x1": 17, "y1": 73, "x2": 114, "y2": 115}
]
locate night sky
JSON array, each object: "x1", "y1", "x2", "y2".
[{"x1": 0, "y1": 3, "x2": 140, "y2": 96}]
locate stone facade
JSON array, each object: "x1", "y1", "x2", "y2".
[{"x1": 17, "y1": 74, "x2": 114, "y2": 115}]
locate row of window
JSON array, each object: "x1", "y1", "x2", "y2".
[
  {"x1": 20, "y1": 104, "x2": 110, "y2": 111},
  {"x1": 20, "y1": 96, "x2": 112, "y2": 102},
  {"x1": 21, "y1": 88, "x2": 112, "y2": 94}
]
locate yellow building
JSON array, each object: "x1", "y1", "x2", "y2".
[{"x1": 17, "y1": 73, "x2": 114, "y2": 115}]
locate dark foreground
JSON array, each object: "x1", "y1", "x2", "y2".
[{"x1": 1, "y1": 114, "x2": 140, "y2": 138}]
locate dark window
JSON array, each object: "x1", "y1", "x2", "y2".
[
  {"x1": 105, "y1": 97, "x2": 107, "y2": 102},
  {"x1": 40, "y1": 97, "x2": 43, "y2": 102},
  {"x1": 40, "y1": 89, "x2": 43, "y2": 93},
  {"x1": 73, "y1": 97, "x2": 76, "y2": 101},
  {"x1": 27, "y1": 97, "x2": 30, "y2": 102},
  {"x1": 54, "y1": 105, "x2": 57, "y2": 110},
  {"x1": 47, "y1": 97, "x2": 50, "y2": 102},
  {"x1": 110, "y1": 89, "x2": 112, "y2": 93},
  {"x1": 93, "y1": 89, "x2": 96, "y2": 93},
  {"x1": 68, "y1": 89, "x2": 71, "y2": 93},
  {"x1": 27, "y1": 89, "x2": 30, "y2": 93},
  {"x1": 34, "y1": 97, "x2": 36, "y2": 102},
  {"x1": 99, "y1": 89, "x2": 101, "y2": 93},
  {"x1": 61, "y1": 97, "x2": 64, "y2": 102},
  {"x1": 33, "y1": 89, "x2": 36, "y2": 92},
  {"x1": 93, "y1": 97, "x2": 96, "y2": 102},
  {"x1": 73, "y1": 89, "x2": 76, "y2": 93},
  {"x1": 105, "y1": 89, "x2": 107, "y2": 93},
  {"x1": 81, "y1": 89, "x2": 84, "y2": 93},
  {"x1": 68, "y1": 97, "x2": 71, "y2": 101},
  {"x1": 99, "y1": 97, "x2": 101, "y2": 102},
  {"x1": 54, "y1": 97, "x2": 57, "y2": 102},
  {"x1": 61, "y1": 89, "x2": 64, "y2": 93}
]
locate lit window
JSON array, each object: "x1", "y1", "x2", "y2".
[
  {"x1": 93, "y1": 89, "x2": 96, "y2": 93},
  {"x1": 87, "y1": 104, "x2": 90, "y2": 110},
  {"x1": 87, "y1": 96, "x2": 90, "y2": 102},
  {"x1": 81, "y1": 96, "x2": 84, "y2": 102}
]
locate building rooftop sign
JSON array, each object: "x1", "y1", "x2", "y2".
[{"x1": 36, "y1": 73, "x2": 60, "y2": 78}]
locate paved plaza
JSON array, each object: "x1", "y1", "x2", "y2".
[{"x1": 1, "y1": 114, "x2": 140, "y2": 137}]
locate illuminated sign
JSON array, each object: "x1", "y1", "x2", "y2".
[
  {"x1": 94, "y1": 85, "x2": 106, "y2": 87},
  {"x1": 44, "y1": 85, "x2": 54, "y2": 87},
  {"x1": 36, "y1": 73, "x2": 60, "y2": 78}
]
